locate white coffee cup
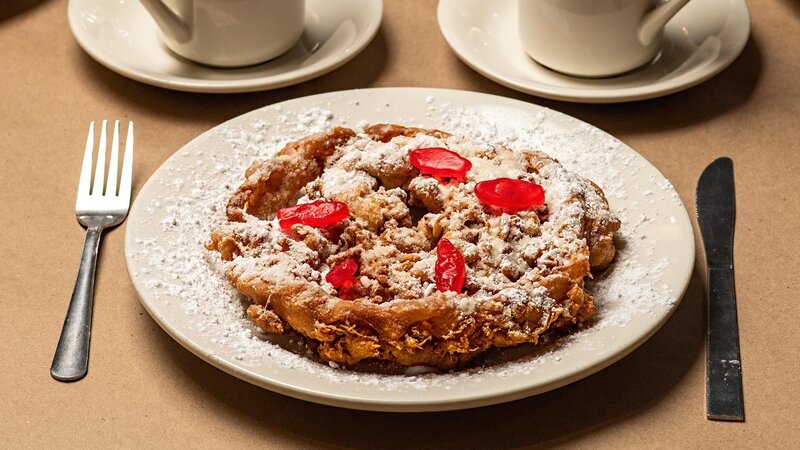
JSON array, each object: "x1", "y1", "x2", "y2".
[
  {"x1": 139, "y1": 0, "x2": 306, "y2": 68},
  {"x1": 519, "y1": 0, "x2": 691, "y2": 78}
]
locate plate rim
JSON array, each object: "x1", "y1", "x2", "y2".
[
  {"x1": 436, "y1": 0, "x2": 751, "y2": 103},
  {"x1": 124, "y1": 87, "x2": 696, "y2": 411},
  {"x1": 66, "y1": 0, "x2": 384, "y2": 93}
]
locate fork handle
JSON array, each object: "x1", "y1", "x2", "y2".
[{"x1": 51, "y1": 225, "x2": 104, "y2": 381}]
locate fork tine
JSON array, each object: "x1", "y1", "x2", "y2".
[
  {"x1": 106, "y1": 121, "x2": 120, "y2": 196},
  {"x1": 78, "y1": 122, "x2": 95, "y2": 198},
  {"x1": 92, "y1": 120, "x2": 107, "y2": 196},
  {"x1": 118, "y1": 121, "x2": 134, "y2": 204}
]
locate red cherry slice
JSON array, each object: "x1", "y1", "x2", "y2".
[
  {"x1": 435, "y1": 238, "x2": 465, "y2": 293},
  {"x1": 474, "y1": 178, "x2": 545, "y2": 214},
  {"x1": 277, "y1": 200, "x2": 349, "y2": 232},
  {"x1": 325, "y1": 258, "x2": 358, "y2": 289},
  {"x1": 409, "y1": 147, "x2": 472, "y2": 182}
]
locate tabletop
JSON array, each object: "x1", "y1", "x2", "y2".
[{"x1": 2, "y1": 0, "x2": 798, "y2": 448}]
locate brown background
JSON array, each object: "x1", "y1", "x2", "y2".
[{"x1": 2, "y1": 0, "x2": 798, "y2": 447}]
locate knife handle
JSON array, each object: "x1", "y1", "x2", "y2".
[{"x1": 706, "y1": 266, "x2": 744, "y2": 421}]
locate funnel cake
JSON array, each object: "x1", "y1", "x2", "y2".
[{"x1": 207, "y1": 124, "x2": 620, "y2": 370}]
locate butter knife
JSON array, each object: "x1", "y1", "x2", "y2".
[{"x1": 696, "y1": 157, "x2": 744, "y2": 421}]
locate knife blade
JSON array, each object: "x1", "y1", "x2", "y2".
[{"x1": 696, "y1": 157, "x2": 744, "y2": 421}]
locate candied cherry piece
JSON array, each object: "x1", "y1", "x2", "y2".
[
  {"x1": 277, "y1": 200, "x2": 349, "y2": 232},
  {"x1": 409, "y1": 147, "x2": 472, "y2": 182},
  {"x1": 474, "y1": 178, "x2": 545, "y2": 214},
  {"x1": 435, "y1": 238, "x2": 465, "y2": 293},
  {"x1": 326, "y1": 258, "x2": 358, "y2": 288},
  {"x1": 326, "y1": 258, "x2": 359, "y2": 299}
]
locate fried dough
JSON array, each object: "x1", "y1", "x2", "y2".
[{"x1": 208, "y1": 125, "x2": 620, "y2": 369}]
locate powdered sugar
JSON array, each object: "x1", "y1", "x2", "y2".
[{"x1": 126, "y1": 93, "x2": 689, "y2": 396}]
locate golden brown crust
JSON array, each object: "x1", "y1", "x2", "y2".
[
  {"x1": 225, "y1": 127, "x2": 356, "y2": 222},
  {"x1": 584, "y1": 181, "x2": 620, "y2": 270},
  {"x1": 520, "y1": 150, "x2": 620, "y2": 271},
  {"x1": 364, "y1": 123, "x2": 451, "y2": 143},
  {"x1": 208, "y1": 124, "x2": 620, "y2": 369}
]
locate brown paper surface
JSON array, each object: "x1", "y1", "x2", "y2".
[{"x1": 2, "y1": 0, "x2": 798, "y2": 447}]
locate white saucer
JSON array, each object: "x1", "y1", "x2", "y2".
[
  {"x1": 437, "y1": 0, "x2": 750, "y2": 103},
  {"x1": 67, "y1": 0, "x2": 383, "y2": 93}
]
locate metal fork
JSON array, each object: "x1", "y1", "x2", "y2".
[{"x1": 51, "y1": 120, "x2": 134, "y2": 381}]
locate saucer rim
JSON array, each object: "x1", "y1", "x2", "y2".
[
  {"x1": 67, "y1": 0, "x2": 384, "y2": 93},
  {"x1": 437, "y1": 0, "x2": 751, "y2": 103}
]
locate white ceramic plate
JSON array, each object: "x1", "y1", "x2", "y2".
[
  {"x1": 437, "y1": 0, "x2": 750, "y2": 103},
  {"x1": 124, "y1": 88, "x2": 695, "y2": 412},
  {"x1": 67, "y1": 0, "x2": 382, "y2": 93}
]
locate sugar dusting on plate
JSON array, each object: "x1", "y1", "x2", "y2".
[{"x1": 127, "y1": 99, "x2": 682, "y2": 391}]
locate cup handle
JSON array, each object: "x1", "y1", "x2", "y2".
[
  {"x1": 139, "y1": 0, "x2": 191, "y2": 43},
  {"x1": 638, "y1": 0, "x2": 692, "y2": 46}
]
